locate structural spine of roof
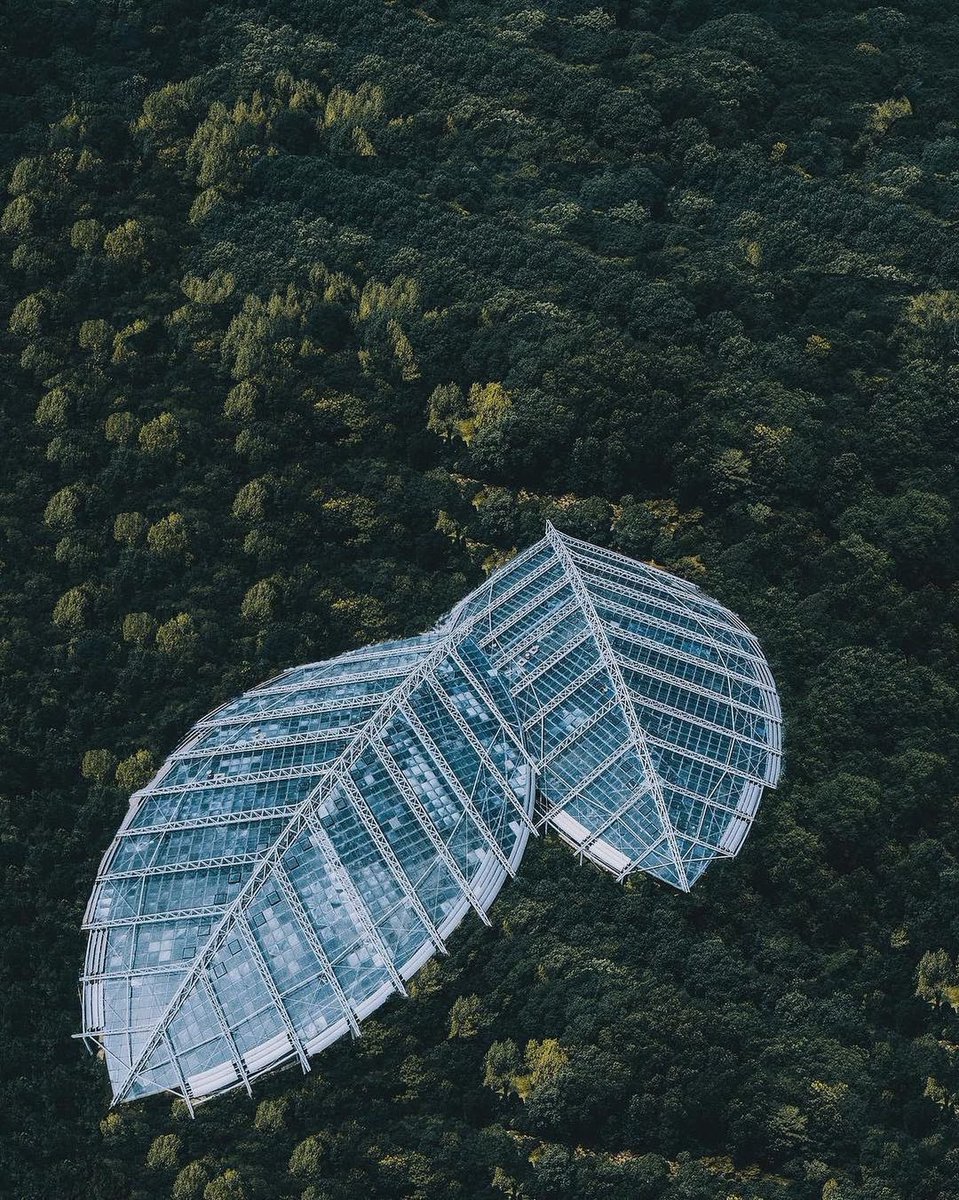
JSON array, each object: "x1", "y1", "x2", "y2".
[{"x1": 543, "y1": 523, "x2": 690, "y2": 890}]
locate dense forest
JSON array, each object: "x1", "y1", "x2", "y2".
[{"x1": 3, "y1": 0, "x2": 959, "y2": 1197}]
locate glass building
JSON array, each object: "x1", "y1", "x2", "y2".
[{"x1": 80, "y1": 525, "x2": 781, "y2": 1107}]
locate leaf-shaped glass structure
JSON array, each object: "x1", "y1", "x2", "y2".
[
  {"x1": 448, "y1": 524, "x2": 783, "y2": 889},
  {"x1": 80, "y1": 526, "x2": 781, "y2": 1107},
  {"x1": 82, "y1": 629, "x2": 534, "y2": 1107}
]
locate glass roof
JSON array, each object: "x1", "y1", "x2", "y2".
[
  {"x1": 80, "y1": 525, "x2": 781, "y2": 1107},
  {"x1": 451, "y1": 525, "x2": 782, "y2": 889}
]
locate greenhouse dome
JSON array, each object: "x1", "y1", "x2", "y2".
[
  {"x1": 80, "y1": 525, "x2": 781, "y2": 1107},
  {"x1": 447, "y1": 524, "x2": 783, "y2": 889}
]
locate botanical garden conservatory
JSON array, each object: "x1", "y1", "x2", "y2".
[{"x1": 80, "y1": 525, "x2": 782, "y2": 1109}]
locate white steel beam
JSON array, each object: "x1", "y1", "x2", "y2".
[
  {"x1": 423, "y1": 679, "x2": 529, "y2": 814},
  {"x1": 639, "y1": 734, "x2": 769, "y2": 787},
  {"x1": 237, "y1": 913, "x2": 311, "y2": 1073},
  {"x1": 337, "y1": 773, "x2": 447, "y2": 954},
  {"x1": 536, "y1": 743, "x2": 633, "y2": 825},
  {"x1": 145, "y1": 762, "x2": 331, "y2": 798},
  {"x1": 445, "y1": 644, "x2": 537, "y2": 771},
  {"x1": 201, "y1": 973, "x2": 253, "y2": 1096},
  {"x1": 197, "y1": 695, "x2": 381, "y2": 730},
  {"x1": 165, "y1": 1031, "x2": 195, "y2": 1115},
  {"x1": 170, "y1": 726, "x2": 360, "y2": 764},
  {"x1": 521, "y1": 660, "x2": 607, "y2": 729},
  {"x1": 478, "y1": 572, "x2": 570, "y2": 650},
  {"x1": 399, "y1": 702, "x2": 516, "y2": 874},
  {"x1": 511, "y1": 627, "x2": 594, "y2": 690},
  {"x1": 566, "y1": 548, "x2": 760, "y2": 648},
  {"x1": 540, "y1": 697, "x2": 621, "y2": 767},
  {"x1": 488, "y1": 599, "x2": 578, "y2": 664},
  {"x1": 302, "y1": 810, "x2": 407, "y2": 995},
  {"x1": 120, "y1": 805, "x2": 300, "y2": 840},
  {"x1": 544, "y1": 525, "x2": 689, "y2": 891},
  {"x1": 373, "y1": 737, "x2": 491, "y2": 925},
  {"x1": 271, "y1": 863, "x2": 361, "y2": 1037}
]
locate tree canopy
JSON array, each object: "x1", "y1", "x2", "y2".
[{"x1": 2, "y1": 1, "x2": 959, "y2": 1198}]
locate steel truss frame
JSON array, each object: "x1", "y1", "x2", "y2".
[{"x1": 84, "y1": 523, "x2": 783, "y2": 1109}]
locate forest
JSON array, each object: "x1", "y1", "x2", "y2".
[{"x1": 2, "y1": 0, "x2": 959, "y2": 1197}]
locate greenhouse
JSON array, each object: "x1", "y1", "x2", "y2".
[{"x1": 80, "y1": 525, "x2": 782, "y2": 1107}]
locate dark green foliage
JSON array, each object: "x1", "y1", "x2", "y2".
[{"x1": 2, "y1": 2, "x2": 959, "y2": 1199}]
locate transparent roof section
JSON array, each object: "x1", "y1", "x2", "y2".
[
  {"x1": 448, "y1": 524, "x2": 782, "y2": 890},
  {"x1": 81, "y1": 525, "x2": 781, "y2": 1107},
  {"x1": 82, "y1": 630, "x2": 534, "y2": 1108}
]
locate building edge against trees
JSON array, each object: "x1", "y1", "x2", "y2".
[{"x1": 79, "y1": 525, "x2": 783, "y2": 1108}]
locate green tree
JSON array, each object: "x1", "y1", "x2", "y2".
[
  {"x1": 483, "y1": 1039, "x2": 521, "y2": 1098},
  {"x1": 232, "y1": 479, "x2": 267, "y2": 520},
  {"x1": 43, "y1": 486, "x2": 81, "y2": 532},
  {"x1": 81, "y1": 749, "x2": 116, "y2": 783},
  {"x1": 9, "y1": 293, "x2": 44, "y2": 335},
  {"x1": 204, "y1": 1170, "x2": 247, "y2": 1200},
  {"x1": 70, "y1": 218, "x2": 104, "y2": 251},
  {"x1": 104, "y1": 412, "x2": 139, "y2": 445},
  {"x1": 114, "y1": 511, "x2": 147, "y2": 545},
  {"x1": 122, "y1": 612, "x2": 157, "y2": 645},
  {"x1": 115, "y1": 749, "x2": 156, "y2": 791},
  {"x1": 449, "y1": 994, "x2": 488, "y2": 1039},
  {"x1": 52, "y1": 585, "x2": 91, "y2": 630},
  {"x1": 147, "y1": 1133, "x2": 183, "y2": 1171},
  {"x1": 917, "y1": 950, "x2": 959, "y2": 1011},
  {"x1": 173, "y1": 1161, "x2": 213, "y2": 1200},
  {"x1": 138, "y1": 411, "x2": 181, "y2": 453},
  {"x1": 35, "y1": 387, "x2": 71, "y2": 428},
  {"x1": 103, "y1": 218, "x2": 148, "y2": 263},
  {"x1": 240, "y1": 578, "x2": 278, "y2": 622},
  {"x1": 156, "y1": 613, "x2": 198, "y2": 655},
  {"x1": 147, "y1": 512, "x2": 189, "y2": 555},
  {"x1": 254, "y1": 1096, "x2": 289, "y2": 1133},
  {"x1": 78, "y1": 318, "x2": 112, "y2": 354}
]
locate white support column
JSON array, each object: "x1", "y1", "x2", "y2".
[
  {"x1": 609, "y1": 626, "x2": 776, "y2": 697},
  {"x1": 594, "y1": 593, "x2": 766, "y2": 678},
  {"x1": 302, "y1": 810, "x2": 407, "y2": 996},
  {"x1": 564, "y1": 549, "x2": 761, "y2": 649},
  {"x1": 607, "y1": 644, "x2": 773, "y2": 720},
  {"x1": 639, "y1": 734, "x2": 769, "y2": 787},
  {"x1": 164, "y1": 1031, "x2": 195, "y2": 1116},
  {"x1": 271, "y1": 863, "x2": 362, "y2": 1037},
  {"x1": 237, "y1": 913, "x2": 311, "y2": 1073},
  {"x1": 200, "y1": 974, "x2": 253, "y2": 1097},
  {"x1": 372, "y1": 736, "x2": 492, "y2": 926},
  {"x1": 399, "y1": 703, "x2": 515, "y2": 874},
  {"x1": 85, "y1": 902, "x2": 228, "y2": 931},
  {"x1": 338, "y1": 774, "x2": 447, "y2": 955},
  {"x1": 250, "y1": 664, "x2": 410, "y2": 700}
]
